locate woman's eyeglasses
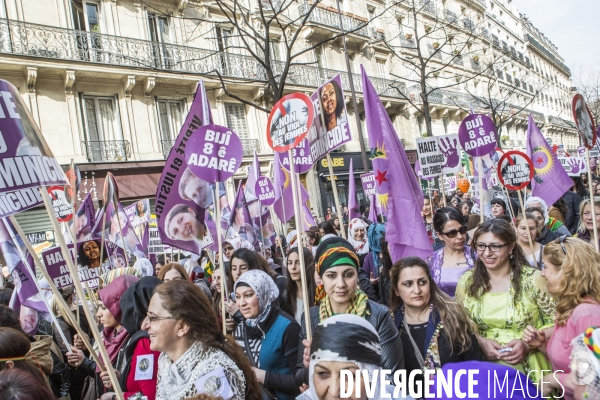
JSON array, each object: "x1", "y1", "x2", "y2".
[
  {"x1": 474, "y1": 242, "x2": 508, "y2": 252},
  {"x1": 441, "y1": 226, "x2": 467, "y2": 238}
]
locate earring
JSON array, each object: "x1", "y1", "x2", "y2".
[{"x1": 510, "y1": 254, "x2": 513, "y2": 259}]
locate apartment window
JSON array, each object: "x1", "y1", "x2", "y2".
[
  {"x1": 376, "y1": 59, "x2": 387, "y2": 79},
  {"x1": 72, "y1": 0, "x2": 100, "y2": 32},
  {"x1": 156, "y1": 99, "x2": 185, "y2": 141},
  {"x1": 80, "y1": 95, "x2": 122, "y2": 142},
  {"x1": 224, "y1": 103, "x2": 249, "y2": 139},
  {"x1": 315, "y1": 46, "x2": 326, "y2": 69},
  {"x1": 270, "y1": 37, "x2": 281, "y2": 61}
]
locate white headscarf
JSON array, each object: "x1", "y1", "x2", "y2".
[
  {"x1": 222, "y1": 236, "x2": 254, "y2": 261},
  {"x1": 297, "y1": 314, "x2": 413, "y2": 400},
  {"x1": 233, "y1": 269, "x2": 279, "y2": 328},
  {"x1": 347, "y1": 218, "x2": 370, "y2": 255},
  {"x1": 525, "y1": 196, "x2": 549, "y2": 223},
  {"x1": 133, "y1": 258, "x2": 154, "y2": 277},
  {"x1": 286, "y1": 230, "x2": 299, "y2": 248}
]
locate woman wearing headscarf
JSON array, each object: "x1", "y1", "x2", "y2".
[
  {"x1": 569, "y1": 327, "x2": 600, "y2": 400},
  {"x1": 66, "y1": 274, "x2": 139, "y2": 399},
  {"x1": 295, "y1": 237, "x2": 403, "y2": 384},
  {"x1": 116, "y1": 276, "x2": 162, "y2": 400},
  {"x1": 296, "y1": 314, "x2": 414, "y2": 400},
  {"x1": 347, "y1": 218, "x2": 370, "y2": 266},
  {"x1": 526, "y1": 196, "x2": 571, "y2": 235},
  {"x1": 286, "y1": 230, "x2": 299, "y2": 249},
  {"x1": 233, "y1": 270, "x2": 301, "y2": 399},
  {"x1": 362, "y1": 223, "x2": 386, "y2": 301},
  {"x1": 222, "y1": 236, "x2": 254, "y2": 263},
  {"x1": 274, "y1": 234, "x2": 287, "y2": 259}
]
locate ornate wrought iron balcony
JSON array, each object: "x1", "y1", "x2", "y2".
[
  {"x1": 160, "y1": 139, "x2": 175, "y2": 159},
  {"x1": 85, "y1": 140, "x2": 130, "y2": 162},
  {"x1": 298, "y1": 3, "x2": 369, "y2": 37},
  {"x1": 0, "y1": 18, "x2": 401, "y2": 98}
]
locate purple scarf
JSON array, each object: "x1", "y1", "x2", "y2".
[
  {"x1": 426, "y1": 245, "x2": 475, "y2": 285},
  {"x1": 95, "y1": 326, "x2": 129, "y2": 373}
]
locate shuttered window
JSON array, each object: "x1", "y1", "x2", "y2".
[{"x1": 224, "y1": 103, "x2": 249, "y2": 139}]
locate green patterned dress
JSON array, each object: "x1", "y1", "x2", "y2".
[{"x1": 455, "y1": 267, "x2": 556, "y2": 384}]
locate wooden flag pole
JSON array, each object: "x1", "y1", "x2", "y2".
[
  {"x1": 516, "y1": 189, "x2": 538, "y2": 268},
  {"x1": 288, "y1": 150, "x2": 312, "y2": 341},
  {"x1": 585, "y1": 148, "x2": 599, "y2": 251},
  {"x1": 3, "y1": 220, "x2": 72, "y2": 353},
  {"x1": 99, "y1": 207, "x2": 108, "y2": 271},
  {"x1": 477, "y1": 157, "x2": 484, "y2": 222},
  {"x1": 440, "y1": 175, "x2": 447, "y2": 207},
  {"x1": 40, "y1": 188, "x2": 124, "y2": 399},
  {"x1": 214, "y1": 184, "x2": 227, "y2": 336},
  {"x1": 325, "y1": 153, "x2": 346, "y2": 239},
  {"x1": 8, "y1": 215, "x2": 102, "y2": 368},
  {"x1": 68, "y1": 160, "x2": 81, "y2": 325},
  {"x1": 113, "y1": 206, "x2": 131, "y2": 267}
]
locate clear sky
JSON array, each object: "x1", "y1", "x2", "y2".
[{"x1": 513, "y1": 0, "x2": 600, "y2": 83}]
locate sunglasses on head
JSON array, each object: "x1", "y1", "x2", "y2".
[
  {"x1": 441, "y1": 225, "x2": 467, "y2": 238},
  {"x1": 554, "y1": 235, "x2": 568, "y2": 255}
]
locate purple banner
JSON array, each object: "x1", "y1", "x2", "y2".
[
  {"x1": 156, "y1": 80, "x2": 214, "y2": 255},
  {"x1": 458, "y1": 114, "x2": 497, "y2": 157},
  {"x1": 124, "y1": 199, "x2": 150, "y2": 228},
  {"x1": 43, "y1": 243, "x2": 116, "y2": 289},
  {"x1": 308, "y1": 75, "x2": 352, "y2": 163},
  {"x1": 360, "y1": 173, "x2": 376, "y2": 197},
  {"x1": 255, "y1": 176, "x2": 275, "y2": 206},
  {"x1": 0, "y1": 188, "x2": 44, "y2": 219},
  {"x1": 0, "y1": 79, "x2": 68, "y2": 196}
]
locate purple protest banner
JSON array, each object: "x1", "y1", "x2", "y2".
[
  {"x1": 255, "y1": 176, "x2": 276, "y2": 206},
  {"x1": 71, "y1": 193, "x2": 95, "y2": 242},
  {"x1": 0, "y1": 80, "x2": 68, "y2": 196},
  {"x1": 156, "y1": 80, "x2": 214, "y2": 255},
  {"x1": 0, "y1": 188, "x2": 44, "y2": 219},
  {"x1": 124, "y1": 199, "x2": 150, "y2": 228},
  {"x1": 308, "y1": 75, "x2": 352, "y2": 163},
  {"x1": 43, "y1": 243, "x2": 116, "y2": 289},
  {"x1": 281, "y1": 138, "x2": 313, "y2": 173},
  {"x1": 361, "y1": 173, "x2": 376, "y2": 197},
  {"x1": 458, "y1": 114, "x2": 498, "y2": 157},
  {"x1": 186, "y1": 124, "x2": 243, "y2": 183}
]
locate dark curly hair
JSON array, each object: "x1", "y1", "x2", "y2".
[
  {"x1": 319, "y1": 79, "x2": 345, "y2": 120},
  {"x1": 155, "y1": 281, "x2": 261, "y2": 400}
]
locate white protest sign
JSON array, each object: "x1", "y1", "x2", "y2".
[{"x1": 558, "y1": 157, "x2": 588, "y2": 176}]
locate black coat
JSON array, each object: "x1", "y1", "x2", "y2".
[{"x1": 563, "y1": 190, "x2": 581, "y2": 234}]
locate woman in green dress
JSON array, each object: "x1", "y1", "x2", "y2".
[{"x1": 455, "y1": 219, "x2": 555, "y2": 385}]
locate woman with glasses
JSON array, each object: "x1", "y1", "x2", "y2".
[
  {"x1": 426, "y1": 207, "x2": 474, "y2": 297},
  {"x1": 455, "y1": 219, "x2": 555, "y2": 386},
  {"x1": 142, "y1": 281, "x2": 261, "y2": 400},
  {"x1": 514, "y1": 213, "x2": 543, "y2": 269},
  {"x1": 390, "y1": 257, "x2": 482, "y2": 393},
  {"x1": 157, "y1": 262, "x2": 190, "y2": 282},
  {"x1": 233, "y1": 270, "x2": 301, "y2": 399},
  {"x1": 522, "y1": 237, "x2": 600, "y2": 399},
  {"x1": 575, "y1": 197, "x2": 600, "y2": 248}
]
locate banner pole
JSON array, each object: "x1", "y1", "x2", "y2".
[
  {"x1": 441, "y1": 175, "x2": 447, "y2": 207},
  {"x1": 288, "y1": 150, "x2": 312, "y2": 341},
  {"x1": 325, "y1": 154, "x2": 347, "y2": 239},
  {"x1": 8, "y1": 215, "x2": 102, "y2": 367},
  {"x1": 516, "y1": 190, "x2": 538, "y2": 268},
  {"x1": 3, "y1": 220, "x2": 72, "y2": 353},
  {"x1": 113, "y1": 205, "x2": 131, "y2": 267},
  {"x1": 215, "y1": 184, "x2": 227, "y2": 336},
  {"x1": 585, "y1": 148, "x2": 599, "y2": 251},
  {"x1": 99, "y1": 207, "x2": 108, "y2": 271},
  {"x1": 477, "y1": 157, "x2": 484, "y2": 222},
  {"x1": 40, "y1": 188, "x2": 124, "y2": 399}
]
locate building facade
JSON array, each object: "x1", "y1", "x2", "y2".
[{"x1": 0, "y1": 0, "x2": 578, "y2": 234}]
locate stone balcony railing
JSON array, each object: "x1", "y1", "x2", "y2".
[
  {"x1": 84, "y1": 140, "x2": 130, "y2": 162},
  {"x1": 0, "y1": 18, "x2": 402, "y2": 98},
  {"x1": 298, "y1": 2, "x2": 369, "y2": 37}
]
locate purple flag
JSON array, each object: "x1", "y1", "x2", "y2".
[
  {"x1": 362, "y1": 67, "x2": 432, "y2": 262},
  {"x1": 368, "y1": 194, "x2": 378, "y2": 223},
  {"x1": 301, "y1": 204, "x2": 317, "y2": 231},
  {"x1": 526, "y1": 115, "x2": 573, "y2": 206},
  {"x1": 155, "y1": 80, "x2": 213, "y2": 255},
  {"x1": 228, "y1": 182, "x2": 259, "y2": 248},
  {"x1": 347, "y1": 158, "x2": 360, "y2": 219}
]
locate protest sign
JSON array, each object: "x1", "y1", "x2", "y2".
[
  {"x1": 48, "y1": 186, "x2": 73, "y2": 223},
  {"x1": 361, "y1": 173, "x2": 376, "y2": 197},
  {"x1": 307, "y1": 75, "x2": 352, "y2": 163},
  {"x1": 186, "y1": 124, "x2": 243, "y2": 183},
  {"x1": 0, "y1": 188, "x2": 44, "y2": 219},
  {"x1": 572, "y1": 94, "x2": 597, "y2": 150},
  {"x1": 458, "y1": 114, "x2": 498, "y2": 157},
  {"x1": 267, "y1": 93, "x2": 314, "y2": 152},
  {"x1": 444, "y1": 176, "x2": 457, "y2": 193},
  {"x1": 124, "y1": 199, "x2": 150, "y2": 228},
  {"x1": 559, "y1": 157, "x2": 588, "y2": 176},
  {"x1": 156, "y1": 81, "x2": 214, "y2": 255},
  {"x1": 497, "y1": 151, "x2": 534, "y2": 191},
  {"x1": 255, "y1": 177, "x2": 276, "y2": 206},
  {"x1": 281, "y1": 138, "x2": 313, "y2": 174},
  {"x1": 0, "y1": 79, "x2": 68, "y2": 196},
  {"x1": 414, "y1": 160, "x2": 434, "y2": 181},
  {"x1": 416, "y1": 134, "x2": 461, "y2": 179}
]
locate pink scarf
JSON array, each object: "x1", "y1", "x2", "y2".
[{"x1": 95, "y1": 326, "x2": 129, "y2": 373}]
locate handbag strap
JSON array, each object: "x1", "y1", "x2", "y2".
[
  {"x1": 402, "y1": 315, "x2": 426, "y2": 369},
  {"x1": 241, "y1": 324, "x2": 258, "y2": 368}
]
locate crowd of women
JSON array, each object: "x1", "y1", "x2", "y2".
[{"x1": 1, "y1": 181, "x2": 600, "y2": 400}]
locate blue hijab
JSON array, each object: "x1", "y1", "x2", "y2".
[{"x1": 368, "y1": 223, "x2": 386, "y2": 273}]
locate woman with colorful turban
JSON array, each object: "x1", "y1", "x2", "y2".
[{"x1": 294, "y1": 237, "x2": 403, "y2": 384}]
